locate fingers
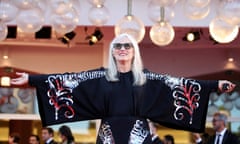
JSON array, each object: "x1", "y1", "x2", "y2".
[
  {"x1": 10, "y1": 72, "x2": 29, "y2": 85},
  {"x1": 219, "y1": 80, "x2": 236, "y2": 93}
]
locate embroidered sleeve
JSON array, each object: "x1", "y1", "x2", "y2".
[
  {"x1": 144, "y1": 70, "x2": 218, "y2": 132},
  {"x1": 29, "y1": 68, "x2": 106, "y2": 126}
]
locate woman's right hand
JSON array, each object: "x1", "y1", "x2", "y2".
[{"x1": 11, "y1": 72, "x2": 29, "y2": 85}]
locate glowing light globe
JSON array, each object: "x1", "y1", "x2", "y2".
[
  {"x1": 115, "y1": 15, "x2": 145, "y2": 43},
  {"x1": 16, "y1": 7, "x2": 44, "y2": 33},
  {"x1": 149, "y1": 21, "x2": 175, "y2": 46},
  {"x1": 88, "y1": 5, "x2": 109, "y2": 26},
  {"x1": 209, "y1": 17, "x2": 239, "y2": 43}
]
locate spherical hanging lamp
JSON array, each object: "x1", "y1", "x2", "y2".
[
  {"x1": 154, "y1": 0, "x2": 178, "y2": 7},
  {"x1": 16, "y1": 7, "x2": 45, "y2": 33},
  {"x1": 87, "y1": 0, "x2": 106, "y2": 6},
  {"x1": 0, "y1": 21, "x2": 8, "y2": 41},
  {"x1": 148, "y1": 0, "x2": 175, "y2": 23},
  {"x1": 150, "y1": 21, "x2": 175, "y2": 46},
  {"x1": 217, "y1": 0, "x2": 240, "y2": 25},
  {"x1": 187, "y1": 0, "x2": 210, "y2": 8},
  {"x1": 50, "y1": 0, "x2": 73, "y2": 15},
  {"x1": 13, "y1": 0, "x2": 36, "y2": 9},
  {"x1": 149, "y1": 7, "x2": 175, "y2": 46},
  {"x1": 114, "y1": 0, "x2": 145, "y2": 43},
  {"x1": 183, "y1": 0, "x2": 210, "y2": 20},
  {"x1": 0, "y1": 0, "x2": 19, "y2": 23},
  {"x1": 88, "y1": 5, "x2": 109, "y2": 26},
  {"x1": 51, "y1": 7, "x2": 79, "y2": 34},
  {"x1": 209, "y1": 17, "x2": 239, "y2": 43}
]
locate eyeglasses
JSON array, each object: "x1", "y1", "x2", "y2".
[{"x1": 113, "y1": 43, "x2": 133, "y2": 50}]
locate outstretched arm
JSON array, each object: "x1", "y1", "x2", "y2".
[{"x1": 11, "y1": 72, "x2": 29, "y2": 85}]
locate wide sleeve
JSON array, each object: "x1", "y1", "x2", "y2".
[
  {"x1": 29, "y1": 68, "x2": 106, "y2": 126},
  {"x1": 142, "y1": 71, "x2": 218, "y2": 132}
]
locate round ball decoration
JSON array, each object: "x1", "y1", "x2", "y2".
[
  {"x1": 150, "y1": 0, "x2": 178, "y2": 7},
  {"x1": 147, "y1": 2, "x2": 175, "y2": 23},
  {"x1": 187, "y1": 0, "x2": 210, "y2": 8},
  {"x1": 51, "y1": 7, "x2": 79, "y2": 34},
  {"x1": 149, "y1": 21, "x2": 175, "y2": 46},
  {"x1": 88, "y1": 5, "x2": 110, "y2": 26},
  {"x1": 13, "y1": 0, "x2": 36, "y2": 9},
  {"x1": 183, "y1": 0, "x2": 210, "y2": 20},
  {"x1": 209, "y1": 17, "x2": 239, "y2": 43},
  {"x1": 0, "y1": 22, "x2": 8, "y2": 41},
  {"x1": 87, "y1": 0, "x2": 106, "y2": 6},
  {"x1": 0, "y1": 0, "x2": 19, "y2": 22},
  {"x1": 217, "y1": 0, "x2": 240, "y2": 25},
  {"x1": 50, "y1": 0, "x2": 73, "y2": 15},
  {"x1": 16, "y1": 7, "x2": 45, "y2": 33},
  {"x1": 115, "y1": 15, "x2": 145, "y2": 43}
]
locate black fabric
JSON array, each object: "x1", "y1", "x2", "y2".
[
  {"x1": 197, "y1": 130, "x2": 240, "y2": 144},
  {"x1": 152, "y1": 136, "x2": 163, "y2": 144},
  {"x1": 29, "y1": 67, "x2": 219, "y2": 143}
]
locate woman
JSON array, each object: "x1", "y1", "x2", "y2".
[
  {"x1": 58, "y1": 125, "x2": 75, "y2": 144},
  {"x1": 11, "y1": 33, "x2": 235, "y2": 144}
]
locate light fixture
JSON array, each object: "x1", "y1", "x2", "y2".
[
  {"x1": 183, "y1": 30, "x2": 201, "y2": 42},
  {"x1": 149, "y1": 6, "x2": 175, "y2": 46},
  {"x1": 0, "y1": 0, "x2": 19, "y2": 23},
  {"x1": 228, "y1": 58, "x2": 234, "y2": 62},
  {"x1": 147, "y1": 0, "x2": 175, "y2": 23},
  {"x1": 51, "y1": 6, "x2": 79, "y2": 34},
  {"x1": 16, "y1": 6, "x2": 45, "y2": 33},
  {"x1": 183, "y1": 0, "x2": 210, "y2": 20},
  {"x1": 58, "y1": 31, "x2": 76, "y2": 45},
  {"x1": 88, "y1": 4, "x2": 109, "y2": 26},
  {"x1": 7, "y1": 25, "x2": 17, "y2": 38},
  {"x1": 209, "y1": 16, "x2": 239, "y2": 43},
  {"x1": 3, "y1": 49, "x2": 9, "y2": 59},
  {"x1": 0, "y1": 76, "x2": 11, "y2": 86},
  {"x1": 85, "y1": 28, "x2": 103, "y2": 45},
  {"x1": 114, "y1": 0, "x2": 145, "y2": 43}
]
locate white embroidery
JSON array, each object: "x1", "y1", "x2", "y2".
[
  {"x1": 145, "y1": 71, "x2": 202, "y2": 125},
  {"x1": 98, "y1": 123, "x2": 115, "y2": 144},
  {"x1": 145, "y1": 71, "x2": 181, "y2": 90},
  {"x1": 128, "y1": 120, "x2": 149, "y2": 144},
  {"x1": 173, "y1": 79, "x2": 201, "y2": 124},
  {"x1": 46, "y1": 70, "x2": 105, "y2": 120}
]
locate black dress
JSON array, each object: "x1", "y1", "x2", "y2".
[{"x1": 29, "y1": 67, "x2": 218, "y2": 144}]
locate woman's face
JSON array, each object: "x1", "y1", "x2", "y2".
[{"x1": 112, "y1": 37, "x2": 134, "y2": 62}]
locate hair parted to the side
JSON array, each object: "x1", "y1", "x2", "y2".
[
  {"x1": 214, "y1": 112, "x2": 228, "y2": 126},
  {"x1": 106, "y1": 33, "x2": 146, "y2": 86}
]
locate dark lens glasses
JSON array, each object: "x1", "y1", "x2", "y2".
[{"x1": 113, "y1": 43, "x2": 133, "y2": 50}]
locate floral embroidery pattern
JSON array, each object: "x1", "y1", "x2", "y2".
[
  {"x1": 145, "y1": 71, "x2": 201, "y2": 124},
  {"x1": 172, "y1": 79, "x2": 201, "y2": 124},
  {"x1": 46, "y1": 70, "x2": 105, "y2": 120},
  {"x1": 128, "y1": 120, "x2": 149, "y2": 144},
  {"x1": 98, "y1": 123, "x2": 115, "y2": 144}
]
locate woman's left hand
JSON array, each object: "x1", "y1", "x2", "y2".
[{"x1": 218, "y1": 80, "x2": 236, "y2": 93}]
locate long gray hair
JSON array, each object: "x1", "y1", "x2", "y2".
[{"x1": 105, "y1": 33, "x2": 146, "y2": 86}]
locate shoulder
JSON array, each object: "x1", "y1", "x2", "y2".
[{"x1": 225, "y1": 130, "x2": 239, "y2": 141}]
